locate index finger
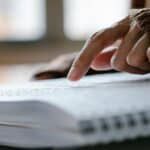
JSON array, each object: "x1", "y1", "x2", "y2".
[{"x1": 67, "y1": 17, "x2": 130, "y2": 81}]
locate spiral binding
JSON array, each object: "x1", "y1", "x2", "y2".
[{"x1": 80, "y1": 111, "x2": 150, "y2": 135}]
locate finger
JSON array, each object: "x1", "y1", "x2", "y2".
[
  {"x1": 67, "y1": 17, "x2": 130, "y2": 81},
  {"x1": 91, "y1": 49, "x2": 116, "y2": 71},
  {"x1": 111, "y1": 23, "x2": 147, "y2": 74},
  {"x1": 127, "y1": 33, "x2": 150, "y2": 71}
]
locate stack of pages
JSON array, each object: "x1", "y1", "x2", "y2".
[{"x1": 0, "y1": 73, "x2": 149, "y2": 148}]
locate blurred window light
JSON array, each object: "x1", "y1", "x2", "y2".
[
  {"x1": 0, "y1": 0, "x2": 46, "y2": 41},
  {"x1": 63, "y1": 0, "x2": 131, "y2": 40}
]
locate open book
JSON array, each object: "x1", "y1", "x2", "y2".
[{"x1": 0, "y1": 73, "x2": 149, "y2": 148}]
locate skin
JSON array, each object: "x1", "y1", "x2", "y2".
[
  {"x1": 67, "y1": 16, "x2": 150, "y2": 81},
  {"x1": 33, "y1": 52, "x2": 115, "y2": 80}
]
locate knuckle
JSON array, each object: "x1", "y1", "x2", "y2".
[
  {"x1": 90, "y1": 28, "x2": 108, "y2": 44},
  {"x1": 90, "y1": 32, "x2": 101, "y2": 42}
]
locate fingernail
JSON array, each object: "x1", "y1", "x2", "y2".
[{"x1": 67, "y1": 67, "x2": 80, "y2": 81}]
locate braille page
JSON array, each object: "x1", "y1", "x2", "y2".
[
  {"x1": 43, "y1": 74, "x2": 150, "y2": 120},
  {"x1": 0, "y1": 73, "x2": 149, "y2": 120}
]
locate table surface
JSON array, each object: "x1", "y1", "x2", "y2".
[
  {"x1": 1, "y1": 137, "x2": 150, "y2": 150},
  {"x1": 0, "y1": 64, "x2": 44, "y2": 84}
]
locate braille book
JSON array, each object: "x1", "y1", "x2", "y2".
[{"x1": 0, "y1": 73, "x2": 149, "y2": 149}]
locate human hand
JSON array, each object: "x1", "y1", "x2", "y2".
[
  {"x1": 68, "y1": 9, "x2": 150, "y2": 81},
  {"x1": 32, "y1": 53, "x2": 77, "y2": 80},
  {"x1": 32, "y1": 52, "x2": 115, "y2": 80}
]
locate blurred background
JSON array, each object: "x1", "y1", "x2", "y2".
[{"x1": 0, "y1": 0, "x2": 146, "y2": 83}]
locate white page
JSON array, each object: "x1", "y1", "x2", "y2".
[{"x1": 0, "y1": 73, "x2": 149, "y2": 120}]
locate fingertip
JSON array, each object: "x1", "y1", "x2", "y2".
[{"x1": 67, "y1": 67, "x2": 82, "y2": 81}]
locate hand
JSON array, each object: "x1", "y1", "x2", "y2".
[
  {"x1": 32, "y1": 53, "x2": 115, "y2": 80},
  {"x1": 67, "y1": 11, "x2": 150, "y2": 81},
  {"x1": 32, "y1": 53, "x2": 77, "y2": 80}
]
